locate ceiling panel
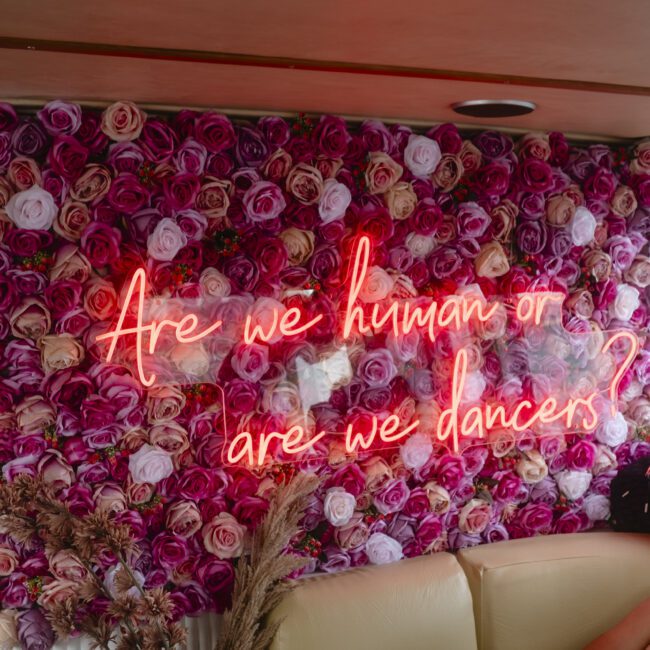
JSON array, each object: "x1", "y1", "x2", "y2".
[
  {"x1": 1, "y1": 49, "x2": 649, "y2": 138},
  {"x1": 1, "y1": 0, "x2": 649, "y2": 87}
]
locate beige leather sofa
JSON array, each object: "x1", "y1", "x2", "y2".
[{"x1": 270, "y1": 532, "x2": 650, "y2": 650}]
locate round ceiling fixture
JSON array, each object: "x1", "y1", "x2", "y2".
[{"x1": 451, "y1": 99, "x2": 536, "y2": 118}]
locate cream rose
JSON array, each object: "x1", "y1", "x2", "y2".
[
  {"x1": 84, "y1": 278, "x2": 118, "y2": 321},
  {"x1": 49, "y1": 550, "x2": 88, "y2": 581},
  {"x1": 405, "y1": 232, "x2": 436, "y2": 258},
  {"x1": 101, "y1": 100, "x2": 145, "y2": 142},
  {"x1": 147, "y1": 384, "x2": 187, "y2": 424},
  {"x1": 8, "y1": 157, "x2": 42, "y2": 190},
  {"x1": 516, "y1": 450, "x2": 548, "y2": 484},
  {"x1": 323, "y1": 487, "x2": 356, "y2": 526},
  {"x1": 279, "y1": 227, "x2": 315, "y2": 265},
  {"x1": 6, "y1": 185, "x2": 57, "y2": 230},
  {"x1": 423, "y1": 482, "x2": 451, "y2": 514},
  {"x1": 202, "y1": 512, "x2": 247, "y2": 559},
  {"x1": 39, "y1": 334, "x2": 84, "y2": 373},
  {"x1": 196, "y1": 178, "x2": 231, "y2": 219},
  {"x1": 50, "y1": 245, "x2": 92, "y2": 282},
  {"x1": 0, "y1": 610, "x2": 17, "y2": 650},
  {"x1": 359, "y1": 266, "x2": 394, "y2": 302},
  {"x1": 286, "y1": 163, "x2": 324, "y2": 204},
  {"x1": 546, "y1": 194, "x2": 576, "y2": 227},
  {"x1": 54, "y1": 200, "x2": 90, "y2": 241},
  {"x1": 10, "y1": 298, "x2": 51, "y2": 340},
  {"x1": 70, "y1": 164, "x2": 112, "y2": 203},
  {"x1": 458, "y1": 498, "x2": 492, "y2": 534},
  {"x1": 432, "y1": 154, "x2": 464, "y2": 192},
  {"x1": 611, "y1": 185, "x2": 638, "y2": 218},
  {"x1": 625, "y1": 256, "x2": 650, "y2": 288},
  {"x1": 365, "y1": 152, "x2": 403, "y2": 194},
  {"x1": 0, "y1": 547, "x2": 18, "y2": 577},
  {"x1": 475, "y1": 241, "x2": 510, "y2": 278},
  {"x1": 15, "y1": 395, "x2": 55, "y2": 435},
  {"x1": 385, "y1": 181, "x2": 417, "y2": 220},
  {"x1": 199, "y1": 267, "x2": 232, "y2": 297},
  {"x1": 166, "y1": 500, "x2": 203, "y2": 538}
]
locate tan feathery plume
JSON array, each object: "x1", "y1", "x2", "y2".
[{"x1": 216, "y1": 472, "x2": 320, "y2": 650}]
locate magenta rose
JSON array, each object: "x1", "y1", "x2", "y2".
[
  {"x1": 48, "y1": 135, "x2": 89, "y2": 179},
  {"x1": 152, "y1": 532, "x2": 190, "y2": 570},
  {"x1": 242, "y1": 181, "x2": 286, "y2": 223},
  {"x1": 107, "y1": 173, "x2": 150, "y2": 214},
  {"x1": 195, "y1": 112, "x2": 236, "y2": 153},
  {"x1": 37, "y1": 100, "x2": 82, "y2": 136},
  {"x1": 81, "y1": 222, "x2": 122, "y2": 267}
]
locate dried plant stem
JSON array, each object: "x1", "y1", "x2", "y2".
[{"x1": 216, "y1": 473, "x2": 320, "y2": 650}]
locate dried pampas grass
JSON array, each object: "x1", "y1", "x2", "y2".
[{"x1": 216, "y1": 472, "x2": 320, "y2": 650}]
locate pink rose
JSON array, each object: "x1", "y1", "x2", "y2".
[
  {"x1": 318, "y1": 179, "x2": 351, "y2": 223},
  {"x1": 6, "y1": 186, "x2": 57, "y2": 230},
  {"x1": 458, "y1": 498, "x2": 492, "y2": 534},
  {"x1": 404, "y1": 134, "x2": 442, "y2": 178},
  {"x1": 243, "y1": 180, "x2": 286, "y2": 222},
  {"x1": 101, "y1": 100, "x2": 145, "y2": 142},
  {"x1": 202, "y1": 512, "x2": 246, "y2": 559}
]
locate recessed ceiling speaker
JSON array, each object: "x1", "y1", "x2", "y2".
[{"x1": 451, "y1": 99, "x2": 536, "y2": 118}]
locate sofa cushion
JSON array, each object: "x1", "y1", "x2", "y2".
[
  {"x1": 270, "y1": 552, "x2": 478, "y2": 650},
  {"x1": 457, "y1": 531, "x2": 650, "y2": 650}
]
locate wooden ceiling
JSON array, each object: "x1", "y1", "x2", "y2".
[{"x1": 0, "y1": 0, "x2": 649, "y2": 138}]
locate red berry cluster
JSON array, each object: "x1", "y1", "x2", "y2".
[
  {"x1": 89, "y1": 446, "x2": 128, "y2": 466},
  {"x1": 134, "y1": 493, "x2": 164, "y2": 514},
  {"x1": 302, "y1": 278, "x2": 322, "y2": 292},
  {"x1": 213, "y1": 229, "x2": 241, "y2": 257},
  {"x1": 350, "y1": 162, "x2": 367, "y2": 192},
  {"x1": 298, "y1": 534, "x2": 322, "y2": 558},
  {"x1": 182, "y1": 383, "x2": 220, "y2": 408},
  {"x1": 292, "y1": 113, "x2": 315, "y2": 138},
  {"x1": 271, "y1": 464, "x2": 297, "y2": 485},
  {"x1": 20, "y1": 250, "x2": 54, "y2": 272},
  {"x1": 24, "y1": 576, "x2": 43, "y2": 602},
  {"x1": 554, "y1": 494, "x2": 570, "y2": 513},
  {"x1": 138, "y1": 161, "x2": 156, "y2": 187},
  {"x1": 43, "y1": 424, "x2": 59, "y2": 449},
  {"x1": 170, "y1": 263, "x2": 192, "y2": 286}
]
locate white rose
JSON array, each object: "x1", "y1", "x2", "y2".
[
  {"x1": 595, "y1": 411, "x2": 629, "y2": 447},
  {"x1": 583, "y1": 494, "x2": 610, "y2": 521},
  {"x1": 612, "y1": 284, "x2": 640, "y2": 321},
  {"x1": 404, "y1": 135, "x2": 442, "y2": 178},
  {"x1": 6, "y1": 186, "x2": 58, "y2": 230},
  {"x1": 462, "y1": 371, "x2": 486, "y2": 403},
  {"x1": 365, "y1": 532, "x2": 403, "y2": 565},
  {"x1": 405, "y1": 232, "x2": 436, "y2": 258},
  {"x1": 359, "y1": 266, "x2": 394, "y2": 302},
  {"x1": 400, "y1": 432, "x2": 433, "y2": 470},
  {"x1": 147, "y1": 217, "x2": 188, "y2": 261},
  {"x1": 128, "y1": 443, "x2": 174, "y2": 484},
  {"x1": 318, "y1": 179, "x2": 351, "y2": 223},
  {"x1": 556, "y1": 470, "x2": 592, "y2": 500},
  {"x1": 592, "y1": 444, "x2": 618, "y2": 475},
  {"x1": 323, "y1": 487, "x2": 356, "y2": 526},
  {"x1": 569, "y1": 206, "x2": 597, "y2": 246}
]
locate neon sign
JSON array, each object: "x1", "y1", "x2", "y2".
[{"x1": 96, "y1": 236, "x2": 640, "y2": 466}]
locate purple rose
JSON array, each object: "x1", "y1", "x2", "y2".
[
  {"x1": 429, "y1": 246, "x2": 462, "y2": 279},
  {"x1": 0, "y1": 102, "x2": 18, "y2": 132},
  {"x1": 17, "y1": 608, "x2": 55, "y2": 650},
  {"x1": 76, "y1": 111, "x2": 109, "y2": 153},
  {"x1": 163, "y1": 172, "x2": 201, "y2": 211},
  {"x1": 472, "y1": 130, "x2": 513, "y2": 159},
  {"x1": 519, "y1": 157, "x2": 553, "y2": 193},
  {"x1": 357, "y1": 349, "x2": 397, "y2": 388},
  {"x1": 37, "y1": 100, "x2": 82, "y2": 136},
  {"x1": 308, "y1": 244, "x2": 341, "y2": 283},
  {"x1": 11, "y1": 120, "x2": 49, "y2": 157},
  {"x1": 195, "y1": 112, "x2": 236, "y2": 153},
  {"x1": 236, "y1": 126, "x2": 269, "y2": 168},
  {"x1": 257, "y1": 116, "x2": 290, "y2": 148},
  {"x1": 516, "y1": 220, "x2": 547, "y2": 255},
  {"x1": 605, "y1": 235, "x2": 636, "y2": 271}
]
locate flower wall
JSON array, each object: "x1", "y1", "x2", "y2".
[{"x1": 0, "y1": 101, "x2": 650, "y2": 639}]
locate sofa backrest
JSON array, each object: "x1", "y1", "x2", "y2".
[{"x1": 269, "y1": 551, "x2": 478, "y2": 650}]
